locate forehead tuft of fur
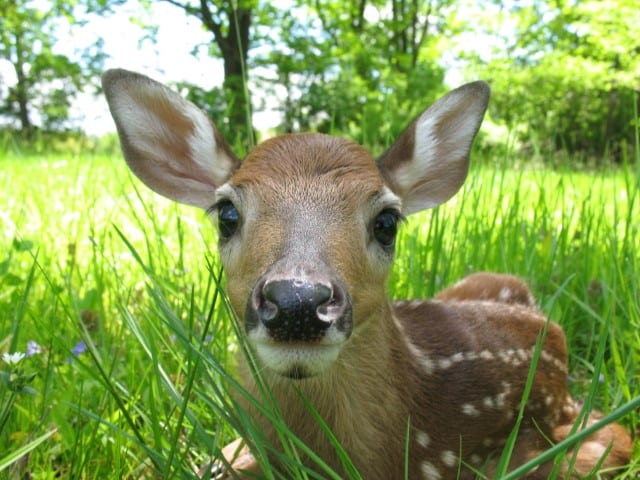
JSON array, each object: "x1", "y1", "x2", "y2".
[{"x1": 230, "y1": 133, "x2": 384, "y2": 198}]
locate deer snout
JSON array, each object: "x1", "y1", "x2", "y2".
[
  {"x1": 249, "y1": 276, "x2": 352, "y2": 342},
  {"x1": 244, "y1": 264, "x2": 353, "y2": 378}
]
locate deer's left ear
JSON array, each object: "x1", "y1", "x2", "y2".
[
  {"x1": 102, "y1": 69, "x2": 240, "y2": 209},
  {"x1": 377, "y1": 81, "x2": 490, "y2": 215}
]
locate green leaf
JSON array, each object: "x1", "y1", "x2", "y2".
[{"x1": 12, "y1": 238, "x2": 33, "y2": 252}]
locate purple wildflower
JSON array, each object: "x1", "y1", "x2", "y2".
[
  {"x1": 26, "y1": 340, "x2": 42, "y2": 357},
  {"x1": 71, "y1": 340, "x2": 87, "y2": 356}
]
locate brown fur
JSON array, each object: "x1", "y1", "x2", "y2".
[
  {"x1": 220, "y1": 289, "x2": 632, "y2": 479},
  {"x1": 213, "y1": 138, "x2": 631, "y2": 479}
]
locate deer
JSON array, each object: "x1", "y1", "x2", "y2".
[{"x1": 102, "y1": 69, "x2": 633, "y2": 479}]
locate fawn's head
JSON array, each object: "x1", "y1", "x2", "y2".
[{"x1": 103, "y1": 69, "x2": 489, "y2": 379}]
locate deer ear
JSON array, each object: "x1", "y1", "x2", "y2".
[
  {"x1": 102, "y1": 69, "x2": 240, "y2": 209},
  {"x1": 377, "y1": 81, "x2": 490, "y2": 215}
]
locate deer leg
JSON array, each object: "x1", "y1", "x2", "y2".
[
  {"x1": 198, "y1": 438, "x2": 259, "y2": 480},
  {"x1": 470, "y1": 404, "x2": 633, "y2": 479},
  {"x1": 551, "y1": 410, "x2": 634, "y2": 478}
]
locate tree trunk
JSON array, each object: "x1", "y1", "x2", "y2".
[
  {"x1": 14, "y1": 28, "x2": 33, "y2": 136},
  {"x1": 197, "y1": 1, "x2": 253, "y2": 149},
  {"x1": 220, "y1": 6, "x2": 252, "y2": 147},
  {"x1": 161, "y1": 0, "x2": 254, "y2": 148}
]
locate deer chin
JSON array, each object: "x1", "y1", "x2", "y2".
[{"x1": 252, "y1": 341, "x2": 344, "y2": 379}]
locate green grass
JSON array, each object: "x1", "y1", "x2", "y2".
[{"x1": 0, "y1": 148, "x2": 638, "y2": 478}]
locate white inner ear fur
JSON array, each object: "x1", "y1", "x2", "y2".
[
  {"x1": 119, "y1": 82, "x2": 218, "y2": 176},
  {"x1": 392, "y1": 86, "x2": 488, "y2": 214},
  {"x1": 107, "y1": 72, "x2": 236, "y2": 209},
  {"x1": 413, "y1": 110, "x2": 476, "y2": 180},
  {"x1": 186, "y1": 103, "x2": 231, "y2": 187}
]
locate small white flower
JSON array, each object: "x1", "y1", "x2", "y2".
[{"x1": 2, "y1": 352, "x2": 25, "y2": 365}]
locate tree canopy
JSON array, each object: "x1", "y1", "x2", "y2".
[
  {"x1": 465, "y1": 0, "x2": 640, "y2": 162},
  {"x1": 0, "y1": 0, "x2": 637, "y2": 161},
  {"x1": 0, "y1": 0, "x2": 107, "y2": 135}
]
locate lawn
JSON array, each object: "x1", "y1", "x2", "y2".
[{"x1": 1, "y1": 146, "x2": 638, "y2": 478}]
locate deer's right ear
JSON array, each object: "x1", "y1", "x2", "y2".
[
  {"x1": 377, "y1": 81, "x2": 490, "y2": 215},
  {"x1": 102, "y1": 69, "x2": 240, "y2": 209}
]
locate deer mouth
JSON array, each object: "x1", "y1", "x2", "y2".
[
  {"x1": 244, "y1": 268, "x2": 353, "y2": 378},
  {"x1": 252, "y1": 342, "x2": 344, "y2": 379}
]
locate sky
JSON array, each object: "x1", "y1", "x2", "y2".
[
  {"x1": 0, "y1": 1, "x2": 281, "y2": 135},
  {"x1": 69, "y1": 2, "x2": 228, "y2": 135},
  {"x1": 0, "y1": 0, "x2": 483, "y2": 136}
]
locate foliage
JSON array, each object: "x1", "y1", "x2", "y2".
[
  {"x1": 0, "y1": 0, "x2": 107, "y2": 134},
  {"x1": 2, "y1": 0, "x2": 639, "y2": 163},
  {"x1": 252, "y1": 0, "x2": 453, "y2": 146},
  {"x1": 0, "y1": 148, "x2": 638, "y2": 477},
  {"x1": 135, "y1": 0, "x2": 454, "y2": 150},
  {"x1": 156, "y1": 0, "x2": 256, "y2": 150},
  {"x1": 464, "y1": 0, "x2": 640, "y2": 162}
]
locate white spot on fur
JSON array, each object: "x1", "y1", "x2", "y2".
[
  {"x1": 462, "y1": 403, "x2": 480, "y2": 416},
  {"x1": 438, "y1": 358, "x2": 453, "y2": 369},
  {"x1": 498, "y1": 349, "x2": 517, "y2": 363},
  {"x1": 483, "y1": 396, "x2": 495, "y2": 409},
  {"x1": 436, "y1": 351, "x2": 481, "y2": 370},
  {"x1": 416, "y1": 430, "x2": 431, "y2": 448},
  {"x1": 451, "y1": 352, "x2": 465, "y2": 363},
  {"x1": 541, "y1": 350, "x2": 568, "y2": 373},
  {"x1": 562, "y1": 399, "x2": 578, "y2": 416},
  {"x1": 441, "y1": 450, "x2": 457, "y2": 467},
  {"x1": 408, "y1": 342, "x2": 436, "y2": 375},
  {"x1": 395, "y1": 316, "x2": 436, "y2": 375},
  {"x1": 420, "y1": 461, "x2": 442, "y2": 480},
  {"x1": 516, "y1": 348, "x2": 529, "y2": 361},
  {"x1": 470, "y1": 454, "x2": 483, "y2": 465},
  {"x1": 498, "y1": 287, "x2": 514, "y2": 301},
  {"x1": 479, "y1": 350, "x2": 494, "y2": 360},
  {"x1": 464, "y1": 351, "x2": 479, "y2": 361},
  {"x1": 494, "y1": 382, "x2": 512, "y2": 408}
]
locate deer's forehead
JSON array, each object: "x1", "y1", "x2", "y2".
[{"x1": 228, "y1": 134, "x2": 386, "y2": 209}]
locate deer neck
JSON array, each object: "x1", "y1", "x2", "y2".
[{"x1": 240, "y1": 302, "x2": 418, "y2": 477}]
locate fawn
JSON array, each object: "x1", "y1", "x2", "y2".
[{"x1": 103, "y1": 69, "x2": 632, "y2": 479}]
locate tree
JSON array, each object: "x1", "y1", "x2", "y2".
[
  {"x1": 130, "y1": 0, "x2": 462, "y2": 150},
  {"x1": 160, "y1": 0, "x2": 255, "y2": 149},
  {"x1": 0, "y1": 1, "x2": 106, "y2": 135},
  {"x1": 253, "y1": 0, "x2": 455, "y2": 147},
  {"x1": 465, "y1": 0, "x2": 640, "y2": 161}
]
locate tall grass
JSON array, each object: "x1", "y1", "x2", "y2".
[{"x1": 0, "y1": 147, "x2": 638, "y2": 478}]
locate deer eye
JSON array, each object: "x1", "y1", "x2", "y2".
[
  {"x1": 373, "y1": 209, "x2": 403, "y2": 248},
  {"x1": 217, "y1": 200, "x2": 240, "y2": 239}
]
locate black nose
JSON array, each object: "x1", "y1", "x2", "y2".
[{"x1": 250, "y1": 277, "x2": 349, "y2": 342}]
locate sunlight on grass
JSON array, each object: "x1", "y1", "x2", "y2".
[{"x1": 0, "y1": 150, "x2": 638, "y2": 477}]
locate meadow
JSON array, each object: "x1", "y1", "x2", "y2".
[{"x1": 0, "y1": 142, "x2": 638, "y2": 478}]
